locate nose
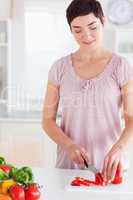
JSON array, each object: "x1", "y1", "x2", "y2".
[{"x1": 81, "y1": 29, "x2": 93, "y2": 40}]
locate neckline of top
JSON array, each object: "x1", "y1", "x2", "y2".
[{"x1": 68, "y1": 52, "x2": 117, "y2": 82}]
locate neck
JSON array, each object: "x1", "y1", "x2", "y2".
[{"x1": 76, "y1": 47, "x2": 106, "y2": 61}]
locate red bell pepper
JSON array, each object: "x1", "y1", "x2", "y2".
[
  {"x1": 111, "y1": 164, "x2": 123, "y2": 184},
  {"x1": 0, "y1": 165, "x2": 12, "y2": 174},
  {"x1": 71, "y1": 179, "x2": 89, "y2": 186},
  {"x1": 95, "y1": 172, "x2": 106, "y2": 186},
  {"x1": 71, "y1": 164, "x2": 123, "y2": 187},
  {"x1": 71, "y1": 174, "x2": 105, "y2": 187},
  {"x1": 76, "y1": 177, "x2": 96, "y2": 186}
]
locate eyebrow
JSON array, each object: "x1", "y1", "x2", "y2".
[{"x1": 72, "y1": 21, "x2": 97, "y2": 28}]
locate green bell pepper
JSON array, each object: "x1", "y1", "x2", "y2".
[
  {"x1": 12, "y1": 166, "x2": 34, "y2": 185},
  {"x1": 0, "y1": 169, "x2": 9, "y2": 180},
  {"x1": 0, "y1": 156, "x2": 6, "y2": 165}
]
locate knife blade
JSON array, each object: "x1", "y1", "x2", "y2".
[{"x1": 83, "y1": 158, "x2": 99, "y2": 174}]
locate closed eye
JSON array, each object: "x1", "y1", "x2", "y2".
[
  {"x1": 75, "y1": 31, "x2": 81, "y2": 33},
  {"x1": 90, "y1": 27, "x2": 97, "y2": 30},
  {"x1": 74, "y1": 29, "x2": 82, "y2": 33}
]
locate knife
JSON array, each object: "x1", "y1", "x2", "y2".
[{"x1": 83, "y1": 157, "x2": 99, "y2": 174}]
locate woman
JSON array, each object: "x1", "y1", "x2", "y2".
[{"x1": 42, "y1": 0, "x2": 133, "y2": 183}]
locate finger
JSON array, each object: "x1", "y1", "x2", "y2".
[
  {"x1": 73, "y1": 154, "x2": 82, "y2": 166},
  {"x1": 118, "y1": 162, "x2": 123, "y2": 177},
  {"x1": 81, "y1": 147, "x2": 89, "y2": 160},
  {"x1": 79, "y1": 154, "x2": 85, "y2": 168},
  {"x1": 72, "y1": 154, "x2": 79, "y2": 165},
  {"x1": 72, "y1": 150, "x2": 81, "y2": 165},
  {"x1": 81, "y1": 148, "x2": 90, "y2": 164},
  {"x1": 110, "y1": 161, "x2": 118, "y2": 181},
  {"x1": 102, "y1": 157, "x2": 109, "y2": 180},
  {"x1": 75, "y1": 150, "x2": 84, "y2": 167},
  {"x1": 106, "y1": 158, "x2": 114, "y2": 181}
]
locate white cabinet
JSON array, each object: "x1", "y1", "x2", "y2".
[{"x1": 0, "y1": 121, "x2": 57, "y2": 168}]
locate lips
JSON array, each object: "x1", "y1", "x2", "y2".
[{"x1": 83, "y1": 40, "x2": 95, "y2": 45}]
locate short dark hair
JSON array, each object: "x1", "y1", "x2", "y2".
[{"x1": 66, "y1": 0, "x2": 104, "y2": 28}]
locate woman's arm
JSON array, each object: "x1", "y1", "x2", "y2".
[
  {"x1": 115, "y1": 79, "x2": 133, "y2": 148},
  {"x1": 42, "y1": 81, "x2": 73, "y2": 149},
  {"x1": 42, "y1": 81, "x2": 89, "y2": 168},
  {"x1": 102, "y1": 79, "x2": 133, "y2": 182}
]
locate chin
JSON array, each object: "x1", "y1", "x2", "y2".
[{"x1": 82, "y1": 44, "x2": 98, "y2": 52}]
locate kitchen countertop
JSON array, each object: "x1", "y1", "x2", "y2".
[
  {"x1": 33, "y1": 168, "x2": 133, "y2": 200},
  {"x1": 0, "y1": 110, "x2": 42, "y2": 122}
]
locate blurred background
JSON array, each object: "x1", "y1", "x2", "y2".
[{"x1": 0, "y1": 0, "x2": 133, "y2": 169}]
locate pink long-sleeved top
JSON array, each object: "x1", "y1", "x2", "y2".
[{"x1": 48, "y1": 53, "x2": 133, "y2": 171}]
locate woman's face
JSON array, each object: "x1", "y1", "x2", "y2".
[{"x1": 70, "y1": 13, "x2": 104, "y2": 51}]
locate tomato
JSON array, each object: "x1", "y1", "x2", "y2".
[
  {"x1": 111, "y1": 164, "x2": 123, "y2": 184},
  {"x1": 25, "y1": 183, "x2": 41, "y2": 200},
  {"x1": 0, "y1": 165, "x2": 12, "y2": 174},
  {"x1": 9, "y1": 184, "x2": 25, "y2": 200}
]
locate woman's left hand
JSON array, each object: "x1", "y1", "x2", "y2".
[{"x1": 102, "y1": 144, "x2": 123, "y2": 182}]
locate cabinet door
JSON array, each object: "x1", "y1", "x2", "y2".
[
  {"x1": 42, "y1": 130, "x2": 57, "y2": 168},
  {"x1": 0, "y1": 123, "x2": 12, "y2": 161},
  {"x1": 0, "y1": 122, "x2": 57, "y2": 168}
]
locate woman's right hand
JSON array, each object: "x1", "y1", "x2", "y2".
[{"x1": 65, "y1": 143, "x2": 90, "y2": 169}]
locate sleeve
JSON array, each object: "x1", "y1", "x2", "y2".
[
  {"x1": 48, "y1": 59, "x2": 62, "y2": 87},
  {"x1": 117, "y1": 57, "x2": 133, "y2": 88}
]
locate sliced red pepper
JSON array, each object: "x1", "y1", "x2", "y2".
[
  {"x1": 71, "y1": 176, "x2": 105, "y2": 187},
  {"x1": 71, "y1": 175, "x2": 103, "y2": 187},
  {"x1": 112, "y1": 176, "x2": 123, "y2": 184},
  {"x1": 78, "y1": 180, "x2": 90, "y2": 186},
  {"x1": 111, "y1": 164, "x2": 123, "y2": 184},
  {"x1": 71, "y1": 179, "x2": 80, "y2": 186},
  {"x1": 71, "y1": 166, "x2": 122, "y2": 187},
  {"x1": 71, "y1": 177, "x2": 90, "y2": 186},
  {"x1": 71, "y1": 179, "x2": 88, "y2": 186},
  {"x1": 77, "y1": 177, "x2": 97, "y2": 185},
  {"x1": 95, "y1": 172, "x2": 106, "y2": 186}
]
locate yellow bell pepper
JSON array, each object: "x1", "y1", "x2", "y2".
[
  {"x1": 0, "y1": 194, "x2": 12, "y2": 200},
  {"x1": 1, "y1": 179, "x2": 16, "y2": 194}
]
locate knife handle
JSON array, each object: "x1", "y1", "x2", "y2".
[
  {"x1": 83, "y1": 158, "x2": 88, "y2": 168},
  {"x1": 81, "y1": 154, "x2": 89, "y2": 168}
]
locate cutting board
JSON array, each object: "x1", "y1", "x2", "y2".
[{"x1": 65, "y1": 170, "x2": 133, "y2": 195}]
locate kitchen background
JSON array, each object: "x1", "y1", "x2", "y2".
[{"x1": 0, "y1": 0, "x2": 133, "y2": 171}]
